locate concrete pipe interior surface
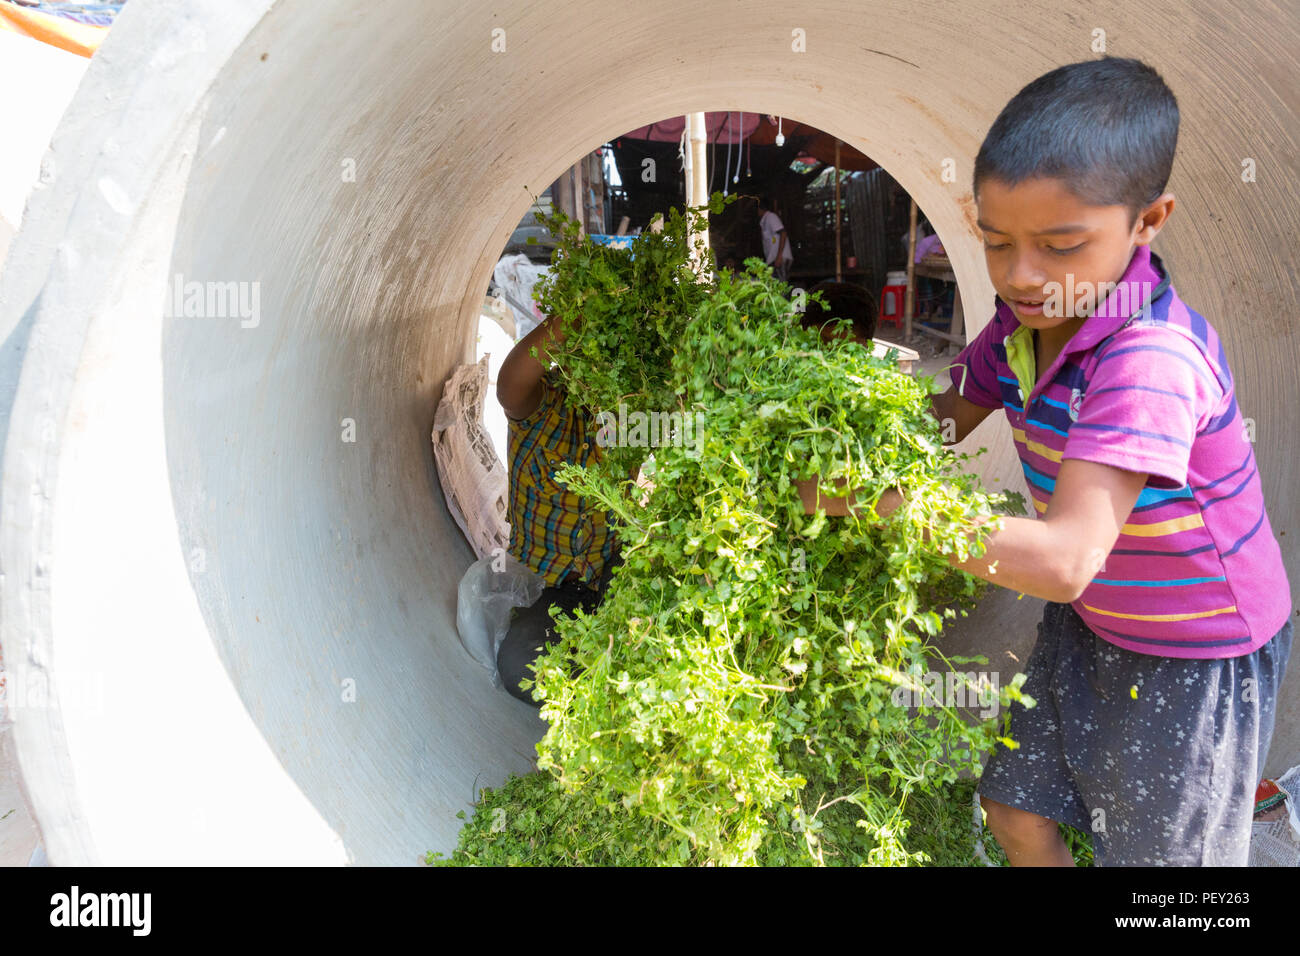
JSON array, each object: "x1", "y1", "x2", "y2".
[{"x1": 1, "y1": 0, "x2": 1296, "y2": 865}]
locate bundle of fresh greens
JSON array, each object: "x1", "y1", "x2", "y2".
[
  {"x1": 439, "y1": 196, "x2": 1032, "y2": 866},
  {"x1": 429, "y1": 774, "x2": 1093, "y2": 866},
  {"x1": 527, "y1": 194, "x2": 726, "y2": 476},
  {"x1": 529, "y1": 258, "x2": 1028, "y2": 865}
]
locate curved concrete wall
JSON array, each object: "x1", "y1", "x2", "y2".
[{"x1": 1, "y1": 0, "x2": 1295, "y2": 864}]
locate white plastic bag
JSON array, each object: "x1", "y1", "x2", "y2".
[
  {"x1": 492, "y1": 253, "x2": 549, "y2": 341},
  {"x1": 456, "y1": 552, "x2": 545, "y2": 687}
]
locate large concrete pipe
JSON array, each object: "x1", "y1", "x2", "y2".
[
  {"x1": 0, "y1": 27, "x2": 92, "y2": 867},
  {"x1": 1, "y1": 0, "x2": 1296, "y2": 865}
]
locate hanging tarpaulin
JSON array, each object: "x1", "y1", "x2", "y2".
[
  {"x1": 0, "y1": 1, "x2": 114, "y2": 58},
  {"x1": 622, "y1": 112, "x2": 762, "y2": 144},
  {"x1": 624, "y1": 114, "x2": 877, "y2": 171},
  {"x1": 746, "y1": 117, "x2": 877, "y2": 171}
]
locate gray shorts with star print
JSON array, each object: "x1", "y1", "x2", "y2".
[{"x1": 978, "y1": 599, "x2": 1292, "y2": 866}]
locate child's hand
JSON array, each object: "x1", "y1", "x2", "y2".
[
  {"x1": 796, "y1": 478, "x2": 905, "y2": 522},
  {"x1": 874, "y1": 486, "x2": 906, "y2": 519},
  {"x1": 796, "y1": 476, "x2": 854, "y2": 516}
]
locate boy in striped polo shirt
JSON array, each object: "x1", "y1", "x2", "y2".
[{"x1": 880, "y1": 58, "x2": 1291, "y2": 864}]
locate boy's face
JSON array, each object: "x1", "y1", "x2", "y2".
[{"x1": 975, "y1": 176, "x2": 1167, "y2": 335}]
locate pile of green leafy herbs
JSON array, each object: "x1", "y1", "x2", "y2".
[
  {"x1": 527, "y1": 191, "x2": 727, "y2": 477},
  {"x1": 428, "y1": 774, "x2": 1093, "y2": 867},
  {"x1": 442, "y1": 196, "x2": 1038, "y2": 865}
]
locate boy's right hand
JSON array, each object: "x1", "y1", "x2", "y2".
[
  {"x1": 796, "y1": 478, "x2": 904, "y2": 522},
  {"x1": 796, "y1": 476, "x2": 855, "y2": 516},
  {"x1": 930, "y1": 384, "x2": 996, "y2": 446}
]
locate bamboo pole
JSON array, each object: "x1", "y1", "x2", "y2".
[
  {"x1": 834, "y1": 138, "x2": 842, "y2": 282},
  {"x1": 686, "y1": 111, "x2": 710, "y2": 265},
  {"x1": 572, "y1": 161, "x2": 585, "y2": 236},
  {"x1": 553, "y1": 173, "x2": 573, "y2": 227},
  {"x1": 904, "y1": 197, "x2": 918, "y2": 343},
  {"x1": 588, "y1": 149, "x2": 606, "y2": 234},
  {"x1": 912, "y1": 323, "x2": 965, "y2": 345},
  {"x1": 682, "y1": 115, "x2": 695, "y2": 205}
]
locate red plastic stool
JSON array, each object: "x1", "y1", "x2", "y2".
[{"x1": 878, "y1": 282, "x2": 906, "y2": 328}]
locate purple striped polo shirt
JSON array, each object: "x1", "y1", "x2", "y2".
[{"x1": 952, "y1": 243, "x2": 1292, "y2": 659}]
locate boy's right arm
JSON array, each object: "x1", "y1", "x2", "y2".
[
  {"x1": 930, "y1": 384, "x2": 996, "y2": 445},
  {"x1": 497, "y1": 313, "x2": 570, "y2": 421}
]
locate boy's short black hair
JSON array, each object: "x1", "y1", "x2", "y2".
[{"x1": 973, "y1": 57, "x2": 1179, "y2": 224}]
